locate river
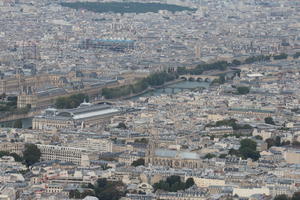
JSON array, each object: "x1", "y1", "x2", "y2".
[
  {"x1": 0, "y1": 81, "x2": 209, "y2": 128},
  {"x1": 0, "y1": 117, "x2": 32, "y2": 129},
  {"x1": 130, "y1": 80, "x2": 210, "y2": 100}
]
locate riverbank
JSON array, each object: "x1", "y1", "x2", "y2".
[
  {"x1": 122, "y1": 79, "x2": 184, "y2": 100},
  {"x1": 153, "y1": 79, "x2": 184, "y2": 89},
  {"x1": 128, "y1": 80, "x2": 210, "y2": 100}
]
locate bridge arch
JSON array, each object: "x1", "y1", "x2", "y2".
[
  {"x1": 188, "y1": 77, "x2": 195, "y2": 81},
  {"x1": 205, "y1": 78, "x2": 212, "y2": 82},
  {"x1": 180, "y1": 76, "x2": 187, "y2": 81},
  {"x1": 197, "y1": 78, "x2": 203, "y2": 82}
]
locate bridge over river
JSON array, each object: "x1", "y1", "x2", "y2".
[{"x1": 179, "y1": 75, "x2": 219, "y2": 82}]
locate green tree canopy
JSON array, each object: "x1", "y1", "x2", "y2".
[
  {"x1": 23, "y1": 144, "x2": 41, "y2": 166},
  {"x1": 219, "y1": 154, "x2": 227, "y2": 158},
  {"x1": 293, "y1": 52, "x2": 300, "y2": 59},
  {"x1": 240, "y1": 139, "x2": 257, "y2": 150},
  {"x1": 116, "y1": 122, "x2": 127, "y2": 129},
  {"x1": 134, "y1": 138, "x2": 148, "y2": 144},
  {"x1": 239, "y1": 139, "x2": 260, "y2": 161},
  {"x1": 92, "y1": 178, "x2": 125, "y2": 200},
  {"x1": 265, "y1": 136, "x2": 284, "y2": 148},
  {"x1": 131, "y1": 158, "x2": 145, "y2": 167},
  {"x1": 243, "y1": 55, "x2": 271, "y2": 64},
  {"x1": 153, "y1": 175, "x2": 193, "y2": 192},
  {"x1": 69, "y1": 189, "x2": 94, "y2": 199},
  {"x1": 273, "y1": 53, "x2": 288, "y2": 60},
  {"x1": 10, "y1": 153, "x2": 23, "y2": 162},
  {"x1": 254, "y1": 135, "x2": 263, "y2": 140},
  {"x1": 55, "y1": 93, "x2": 89, "y2": 109},
  {"x1": 204, "y1": 153, "x2": 216, "y2": 159},
  {"x1": 265, "y1": 138, "x2": 275, "y2": 149},
  {"x1": 237, "y1": 86, "x2": 250, "y2": 95},
  {"x1": 209, "y1": 119, "x2": 252, "y2": 131},
  {"x1": 228, "y1": 148, "x2": 240, "y2": 156},
  {"x1": 185, "y1": 178, "x2": 195, "y2": 189},
  {"x1": 265, "y1": 117, "x2": 275, "y2": 125},
  {"x1": 0, "y1": 151, "x2": 23, "y2": 162},
  {"x1": 231, "y1": 59, "x2": 242, "y2": 66},
  {"x1": 0, "y1": 151, "x2": 10, "y2": 157},
  {"x1": 274, "y1": 194, "x2": 290, "y2": 200}
]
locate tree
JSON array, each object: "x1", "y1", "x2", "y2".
[
  {"x1": 0, "y1": 93, "x2": 6, "y2": 100},
  {"x1": 177, "y1": 67, "x2": 187, "y2": 75},
  {"x1": 97, "y1": 178, "x2": 108, "y2": 188},
  {"x1": 254, "y1": 135, "x2": 263, "y2": 140},
  {"x1": 265, "y1": 137, "x2": 285, "y2": 148},
  {"x1": 0, "y1": 151, "x2": 23, "y2": 162},
  {"x1": 101, "y1": 71, "x2": 177, "y2": 99},
  {"x1": 273, "y1": 53, "x2": 288, "y2": 60},
  {"x1": 219, "y1": 75, "x2": 226, "y2": 84},
  {"x1": 294, "y1": 52, "x2": 300, "y2": 59},
  {"x1": 116, "y1": 122, "x2": 127, "y2": 129},
  {"x1": 231, "y1": 59, "x2": 242, "y2": 66},
  {"x1": 13, "y1": 119, "x2": 23, "y2": 128},
  {"x1": 0, "y1": 151, "x2": 10, "y2": 157},
  {"x1": 23, "y1": 144, "x2": 41, "y2": 166},
  {"x1": 275, "y1": 136, "x2": 281, "y2": 146},
  {"x1": 292, "y1": 141, "x2": 300, "y2": 147},
  {"x1": 219, "y1": 154, "x2": 227, "y2": 158},
  {"x1": 239, "y1": 139, "x2": 260, "y2": 161},
  {"x1": 167, "y1": 176, "x2": 181, "y2": 185},
  {"x1": 69, "y1": 189, "x2": 94, "y2": 199},
  {"x1": 240, "y1": 139, "x2": 257, "y2": 150},
  {"x1": 243, "y1": 55, "x2": 271, "y2": 64},
  {"x1": 265, "y1": 138, "x2": 275, "y2": 149},
  {"x1": 228, "y1": 148, "x2": 240, "y2": 156},
  {"x1": 131, "y1": 158, "x2": 145, "y2": 167},
  {"x1": 92, "y1": 178, "x2": 125, "y2": 200},
  {"x1": 274, "y1": 194, "x2": 290, "y2": 200},
  {"x1": 237, "y1": 86, "x2": 250, "y2": 95},
  {"x1": 134, "y1": 138, "x2": 148, "y2": 144},
  {"x1": 239, "y1": 147, "x2": 260, "y2": 161},
  {"x1": 204, "y1": 153, "x2": 216, "y2": 159},
  {"x1": 81, "y1": 190, "x2": 94, "y2": 199},
  {"x1": 101, "y1": 163, "x2": 111, "y2": 170},
  {"x1": 55, "y1": 93, "x2": 89, "y2": 109},
  {"x1": 153, "y1": 176, "x2": 195, "y2": 192},
  {"x1": 185, "y1": 178, "x2": 195, "y2": 189},
  {"x1": 281, "y1": 140, "x2": 290, "y2": 146},
  {"x1": 265, "y1": 117, "x2": 275, "y2": 125},
  {"x1": 153, "y1": 175, "x2": 189, "y2": 192},
  {"x1": 210, "y1": 118, "x2": 252, "y2": 131},
  {"x1": 10, "y1": 153, "x2": 23, "y2": 162}
]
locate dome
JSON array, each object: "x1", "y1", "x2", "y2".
[{"x1": 79, "y1": 99, "x2": 92, "y2": 107}]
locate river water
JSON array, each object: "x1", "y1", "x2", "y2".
[
  {"x1": 131, "y1": 80, "x2": 210, "y2": 100},
  {"x1": 0, "y1": 81, "x2": 210, "y2": 128},
  {"x1": 0, "y1": 117, "x2": 32, "y2": 129}
]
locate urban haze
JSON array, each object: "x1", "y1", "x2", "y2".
[{"x1": 0, "y1": 0, "x2": 300, "y2": 200}]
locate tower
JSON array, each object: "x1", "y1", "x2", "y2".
[
  {"x1": 145, "y1": 138, "x2": 157, "y2": 166},
  {"x1": 195, "y1": 44, "x2": 201, "y2": 58}
]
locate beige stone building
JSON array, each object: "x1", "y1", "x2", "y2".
[
  {"x1": 191, "y1": 177, "x2": 226, "y2": 188},
  {"x1": 37, "y1": 144, "x2": 97, "y2": 166},
  {"x1": 146, "y1": 143, "x2": 204, "y2": 169},
  {"x1": 284, "y1": 149, "x2": 300, "y2": 164},
  {"x1": 0, "y1": 142, "x2": 25, "y2": 156}
]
